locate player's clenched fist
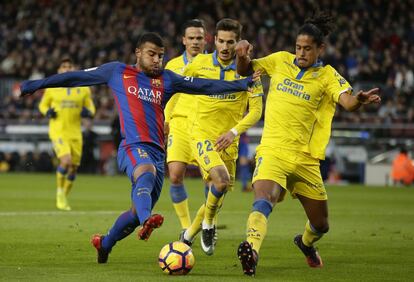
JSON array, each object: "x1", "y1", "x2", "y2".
[{"x1": 235, "y1": 40, "x2": 253, "y2": 58}]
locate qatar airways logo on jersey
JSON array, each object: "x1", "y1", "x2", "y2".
[{"x1": 127, "y1": 86, "x2": 162, "y2": 105}]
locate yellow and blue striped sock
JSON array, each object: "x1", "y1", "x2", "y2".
[
  {"x1": 64, "y1": 174, "x2": 76, "y2": 196},
  {"x1": 170, "y1": 184, "x2": 191, "y2": 229},
  {"x1": 246, "y1": 199, "x2": 273, "y2": 254},
  {"x1": 185, "y1": 193, "x2": 225, "y2": 241},
  {"x1": 302, "y1": 220, "x2": 324, "y2": 247},
  {"x1": 204, "y1": 185, "x2": 224, "y2": 226},
  {"x1": 56, "y1": 166, "x2": 67, "y2": 190}
]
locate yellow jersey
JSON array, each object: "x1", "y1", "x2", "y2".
[
  {"x1": 184, "y1": 51, "x2": 263, "y2": 140},
  {"x1": 164, "y1": 52, "x2": 195, "y2": 121},
  {"x1": 252, "y1": 51, "x2": 352, "y2": 159},
  {"x1": 39, "y1": 87, "x2": 95, "y2": 140}
]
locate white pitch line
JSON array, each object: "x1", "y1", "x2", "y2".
[
  {"x1": 0, "y1": 210, "x2": 255, "y2": 217},
  {"x1": 0, "y1": 210, "x2": 122, "y2": 216}
]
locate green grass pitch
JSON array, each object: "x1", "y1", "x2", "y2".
[{"x1": 0, "y1": 173, "x2": 413, "y2": 281}]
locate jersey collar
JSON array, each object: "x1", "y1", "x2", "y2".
[
  {"x1": 212, "y1": 51, "x2": 236, "y2": 71},
  {"x1": 293, "y1": 58, "x2": 324, "y2": 70},
  {"x1": 183, "y1": 51, "x2": 189, "y2": 65},
  {"x1": 293, "y1": 58, "x2": 323, "y2": 80}
]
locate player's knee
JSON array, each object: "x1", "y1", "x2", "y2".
[
  {"x1": 133, "y1": 164, "x2": 156, "y2": 182},
  {"x1": 59, "y1": 155, "x2": 72, "y2": 167},
  {"x1": 215, "y1": 177, "x2": 230, "y2": 192},
  {"x1": 254, "y1": 189, "x2": 270, "y2": 202},
  {"x1": 317, "y1": 225, "x2": 329, "y2": 234},
  {"x1": 320, "y1": 223, "x2": 329, "y2": 234},
  {"x1": 169, "y1": 172, "x2": 184, "y2": 185},
  {"x1": 67, "y1": 166, "x2": 77, "y2": 175},
  {"x1": 254, "y1": 187, "x2": 280, "y2": 205},
  {"x1": 59, "y1": 162, "x2": 70, "y2": 170},
  {"x1": 210, "y1": 167, "x2": 231, "y2": 192},
  {"x1": 269, "y1": 194, "x2": 279, "y2": 204},
  {"x1": 312, "y1": 221, "x2": 329, "y2": 234}
]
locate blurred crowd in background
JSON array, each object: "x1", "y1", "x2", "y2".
[
  {"x1": 1, "y1": 0, "x2": 413, "y2": 176},
  {"x1": 1, "y1": 0, "x2": 414, "y2": 123}
]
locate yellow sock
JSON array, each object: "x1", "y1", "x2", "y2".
[
  {"x1": 246, "y1": 211, "x2": 268, "y2": 254},
  {"x1": 213, "y1": 211, "x2": 218, "y2": 227},
  {"x1": 63, "y1": 178, "x2": 74, "y2": 196},
  {"x1": 56, "y1": 170, "x2": 66, "y2": 190},
  {"x1": 173, "y1": 199, "x2": 191, "y2": 229},
  {"x1": 184, "y1": 194, "x2": 225, "y2": 241},
  {"x1": 213, "y1": 194, "x2": 225, "y2": 226},
  {"x1": 186, "y1": 204, "x2": 204, "y2": 239},
  {"x1": 302, "y1": 220, "x2": 323, "y2": 247},
  {"x1": 204, "y1": 189, "x2": 222, "y2": 226}
]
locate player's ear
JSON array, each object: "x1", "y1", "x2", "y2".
[
  {"x1": 318, "y1": 42, "x2": 326, "y2": 56},
  {"x1": 135, "y1": 47, "x2": 141, "y2": 58}
]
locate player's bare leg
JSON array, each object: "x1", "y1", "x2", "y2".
[{"x1": 294, "y1": 195, "x2": 328, "y2": 268}]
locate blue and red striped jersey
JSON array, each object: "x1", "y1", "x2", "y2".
[{"x1": 21, "y1": 61, "x2": 252, "y2": 150}]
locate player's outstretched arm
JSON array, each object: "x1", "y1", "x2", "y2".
[
  {"x1": 20, "y1": 62, "x2": 119, "y2": 97},
  {"x1": 339, "y1": 87, "x2": 381, "y2": 112},
  {"x1": 167, "y1": 70, "x2": 255, "y2": 95},
  {"x1": 235, "y1": 40, "x2": 254, "y2": 76}
]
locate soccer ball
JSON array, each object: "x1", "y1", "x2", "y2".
[{"x1": 158, "y1": 241, "x2": 195, "y2": 275}]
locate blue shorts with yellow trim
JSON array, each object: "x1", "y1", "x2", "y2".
[
  {"x1": 117, "y1": 142, "x2": 165, "y2": 208},
  {"x1": 252, "y1": 145, "x2": 327, "y2": 201}
]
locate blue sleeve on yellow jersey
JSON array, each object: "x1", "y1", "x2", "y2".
[
  {"x1": 165, "y1": 70, "x2": 252, "y2": 96},
  {"x1": 21, "y1": 62, "x2": 120, "y2": 95}
]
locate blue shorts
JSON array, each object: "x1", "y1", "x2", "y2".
[{"x1": 117, "y1": 142, "x2": 165, "y2": 208}]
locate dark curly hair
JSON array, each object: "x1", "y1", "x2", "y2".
[{"x1": 297, "y1": 11, "x2": 335, "y2": 46}]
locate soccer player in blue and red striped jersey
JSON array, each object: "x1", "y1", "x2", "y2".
[{"x1": 20, "y1": 32, "x2": 256, "y2": 264}]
